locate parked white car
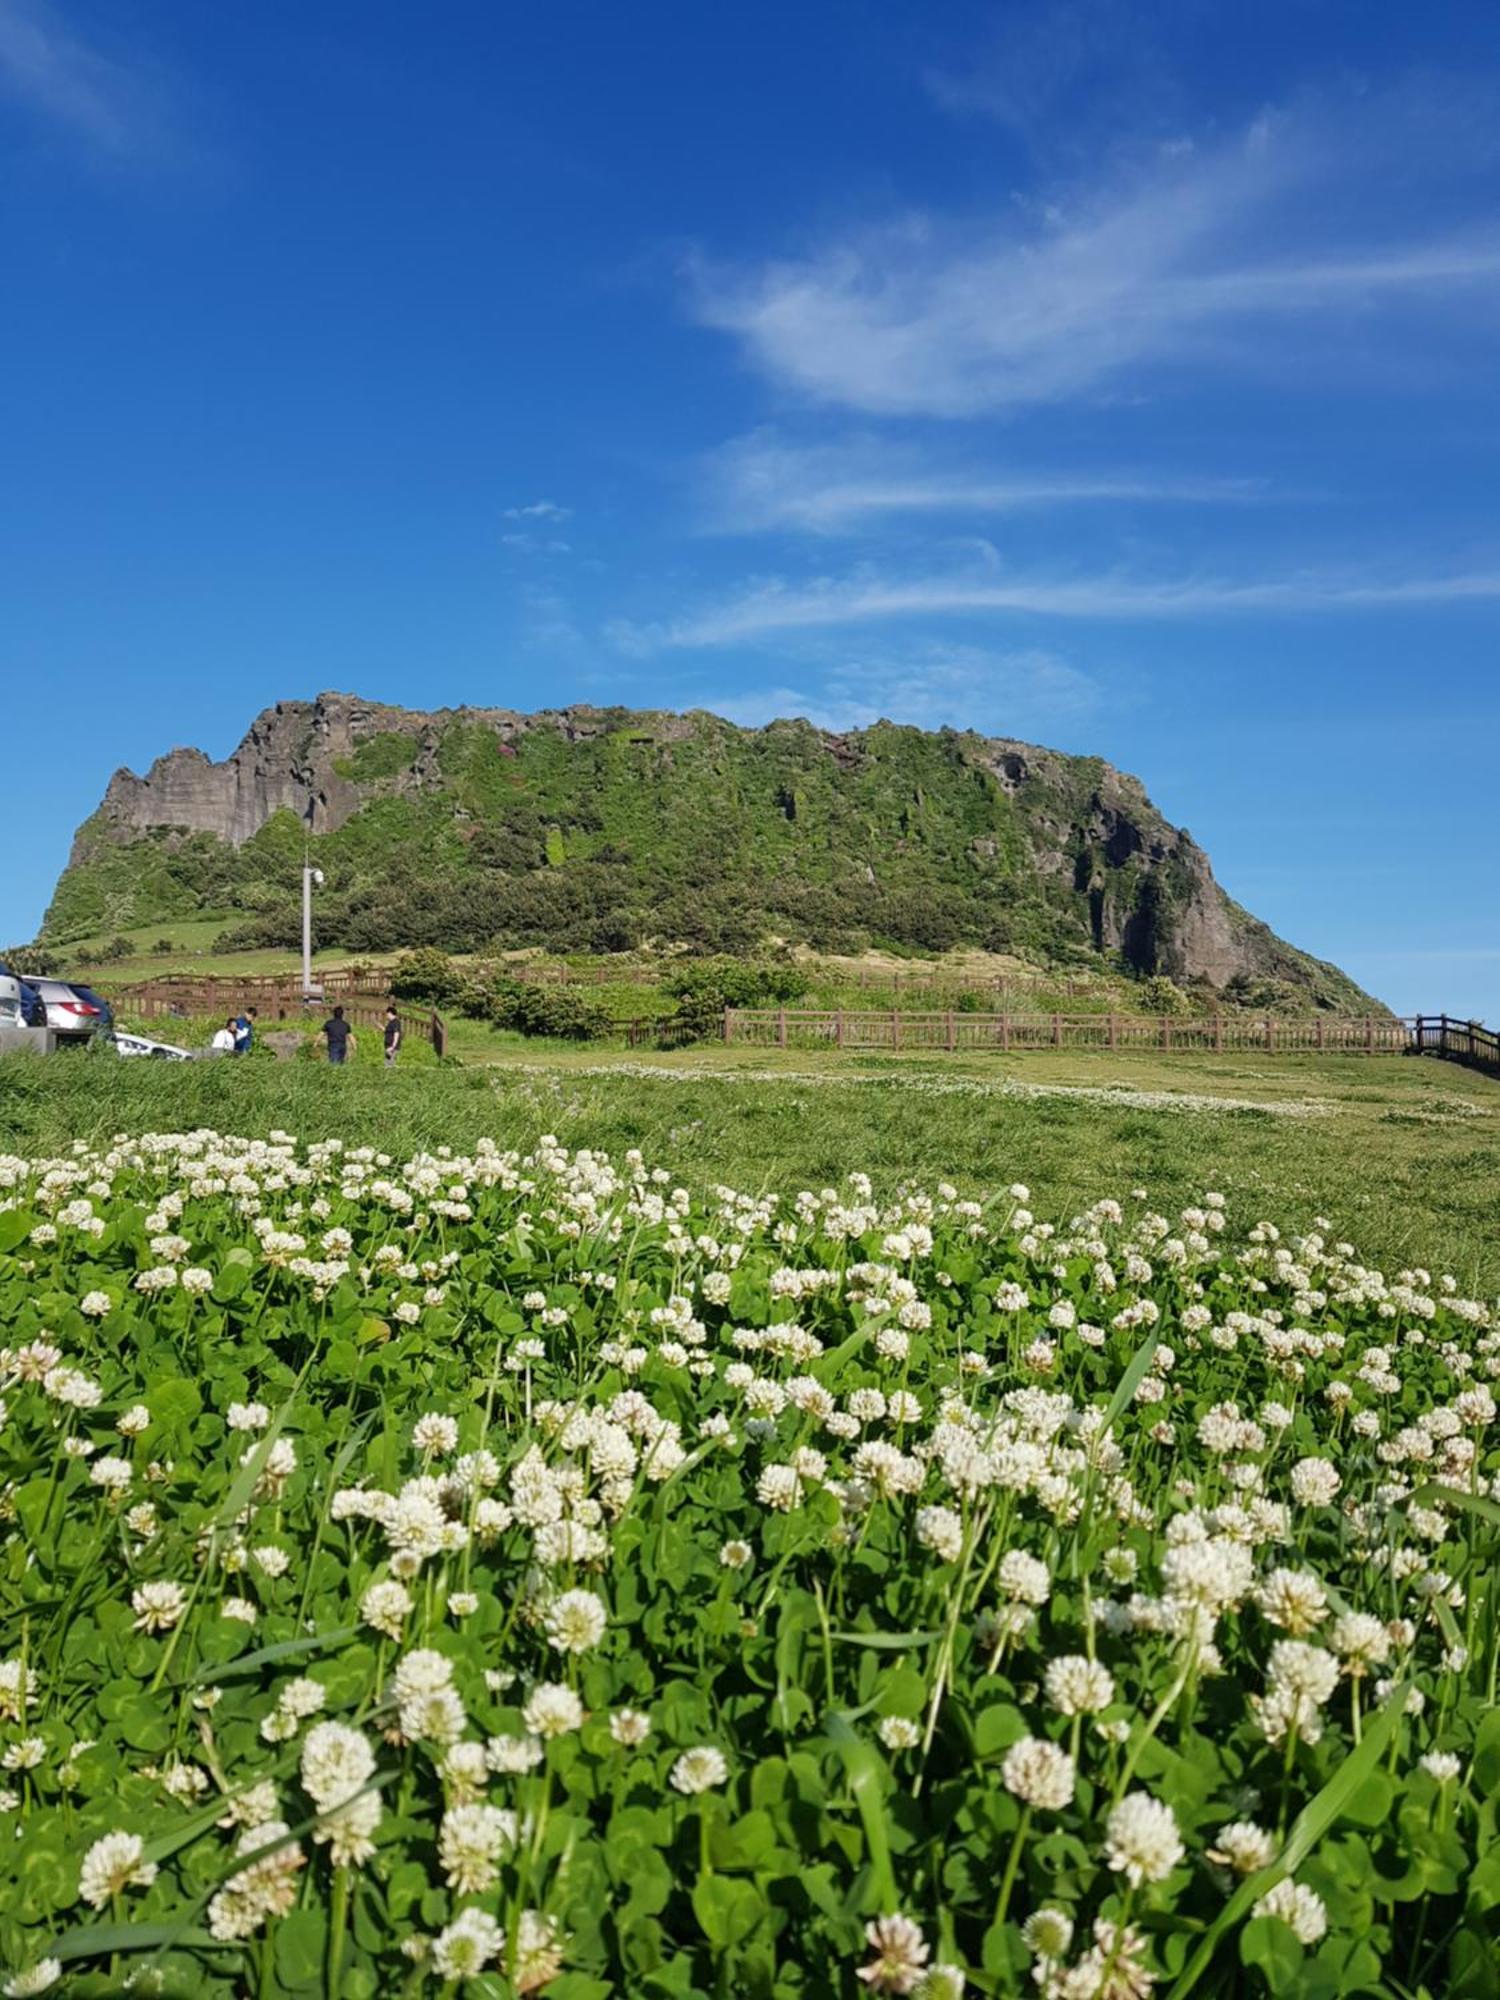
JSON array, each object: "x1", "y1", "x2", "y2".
[{"x1": 111, "y1": 1030, "x2": 193, "y2": 1061}]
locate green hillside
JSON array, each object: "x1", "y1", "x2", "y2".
[{"x1": 43, "y1": 698, "x2": 1376, "y2": 1010}]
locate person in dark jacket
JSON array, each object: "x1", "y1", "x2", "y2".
[{"x1": 322, "y1": 1006, "x2": 355, "y2": 1065}]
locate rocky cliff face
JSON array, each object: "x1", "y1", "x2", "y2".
[{"x1": 54, "y1": 692, "x2": 1370, "y2": 1004}]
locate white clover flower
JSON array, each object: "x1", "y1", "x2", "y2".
[
  {"x1": 1254, "y1": 1878, "x2": 1328, "y2": 1944},
  {"x1": 1256, "y1": 1568, "x2": 1329, "y2": 1636},
  {"x1": 996, "y1": 1550, "x2": 1051, "y2": 1605},
  {"x1": 438, "y1": 1801, "x2": 518, "y2": 1893},
  {"x1": 3, "y1": 1961, "x2": 62, "y2": 1997},
  {"x1": 131, "y1": 1580, "x2": 187, "y2": 1634},
  {"x1": 1021, "y1": 1907, "x2": 1074, "y2": 1960},
  {"x1": 719, "y1": 1539, "x2": 752, "y2": 1569},
  {"x1": 523, "y1": 1682, "x2": 584, "y2": 1739},
  {"x1": 915, "y1": 1506, "x2": 964, "y2": 1563},
  {"x1": 206, "y1": 1821, "x2": 305, "y2": 1940},
  {"x1": 1207, "y1": 1820, "x2": 1276, "y2": 1873},
  {"x1": 878, "y1": 1716, "x2": 921, "y2": 1751},
  {"x1": 226, "y1": 1402, "x2": 270, "y2": 1432},
  {"x1": 487, "y1": 1732, "x2": 546, "y2": 1773},
  {"x1": 999, "y1": 1736, "x2": 1075, "y2": 1811},
  {"x1": 79, "y1": 1291, "x2": 112, "y2": 1318},
  {"x1": 399, "y1": 1687, "x2": 467, "y2": 1745},
  {"x1": 544, "y1": 1588, "x2": 608, "y2": 1654},
  {"x1": 391, "y1": 1648, "x2": 454, "y2": 1700},
  {"x1": 431, "y1": 1907, "x2": 504, "y2": 1979},
  {"x1": 79, "y1": 1830, "x2": 158, "y2": 1907},
  {"x1": 300, "y1": 1722, "x2": 375, "y2": 1809},
  {"x1": 1289, "y1": 1458, "x2": 1341, "y2": 1507},
  {"x1": 1043, "y1": 1655, "x2": 1114, "y2": 1717},
  {"x1": 360, "y1": 1578, "x2": 413, "y2": 1641},
  {"x1": 670, "y1": 1746, "x2": 729, "y2": 1795},
  {"x1": 512, "y1": 1909, "x2": 566, "y2": 1991},
  {"x1": 412, "y1": 1413, "x2": 459, "y2": 1456},
  {"x1": 1420, "y1": 1751, "x2": 1462, "y2": 1783},
  {"x1": 857, "y1": 1913, "x2": 930, "y2": 1994},
  {"x1": 1105, "y1": 1792, "x2": 1184, "y2": 1885},
  {"x1": 610, "y1": 1708, "x2": 652, "y2": 1747},
  {"x1": 90, "y1": 1455, "x2": 134, "y2": 1493}
]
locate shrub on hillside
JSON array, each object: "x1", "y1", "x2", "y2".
[
  {"x1": 388, "y1": 948, "x2": 463, "y2": 1004},
  {"x1": 1140, "y1": 974, "x2": 1192, "y2": 1015},
  {"x1": 664, "y1": 958, "x2": 810, "y2": 1007},
  {"x1": 489, "y1": 980, "x2": 611, "y2": 1041}
]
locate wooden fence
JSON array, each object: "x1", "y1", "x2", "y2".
[{"x1": 722, "y1": 1008, "x2": 1483, "y2": 1063}]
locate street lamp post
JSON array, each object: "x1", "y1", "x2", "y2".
[{"x1": 301, "y1": 866, "x2": 324, "y2": 1001}]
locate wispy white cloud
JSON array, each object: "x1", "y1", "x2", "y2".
[
  {"x1": 700, "y1": 641, "x2": 1102, "y2": 736},
  {"x1": 620, "y1": 557, "x2": 1500, "y2": 650},
  {"x1": 689, "y1": 117, "x2": 1500, "y2": 416},
  {"x1": 0, "y1": 0, "x2": 171, "y2": 155},
  {"x1": 502, "y1": 532, "x2": 573, "y2": 555},
  {"x1": 504, "y1": 499, "x2": 573, "y2": 522},
  {"x1": 703, "y1": 428, "x2": 1260, "y2": 533}
]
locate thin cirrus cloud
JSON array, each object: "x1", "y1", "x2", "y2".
[
  {"x1": 703, "y1": 429, "x2": 1262, "y2": 534},
  {"x1": 689, "y1": 117, "x2": 1500, "y2": 417},
  {"x1": 626, "y1": 559, "x2": 1500, "y2": 650},
  {"x1": 701, "y1": 642, "x2": 1102, "y2": 735},
  {"x1": 503, "y1": 500, "x2": 573, "y2": 522},
  {"x1": 0, "y1": 0, "x2": 171, "y2": 155}
]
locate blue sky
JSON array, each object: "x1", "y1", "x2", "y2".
[{"x1": 2, "y1": 0, "x2": 1498, "y2": 1015}]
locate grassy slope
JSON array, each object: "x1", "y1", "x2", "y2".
[{"x1": 2, "y1": 1044, "x2": 1495, "y2": 1288}]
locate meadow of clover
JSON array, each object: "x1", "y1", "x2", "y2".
[{"x1": 3, "y1": 1124, "x2": 1500, "y2": 2000}]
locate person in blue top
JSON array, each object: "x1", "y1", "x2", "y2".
[{"x1": 232, "y1": 1007, "x2": 257, "y2": 1055}]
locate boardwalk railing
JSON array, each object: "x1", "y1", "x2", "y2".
[
  {"x1": 1410, "y1": 1014, "x2": 1500, "y2": 1079},
  {"x1": 722, "y1": 1008, "x2": 1492, "y2": 1064}
]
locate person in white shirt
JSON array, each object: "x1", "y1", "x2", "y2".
[{"x1": 210, "y1": 1018, "x2": 237, "y2": 1053}]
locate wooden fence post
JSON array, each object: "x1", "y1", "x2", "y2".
[
  {"x1": 945, "y1": 1010, "x2": 955, "y2": 1052},
  {"x1": 1440, "y1": 1012, "x2": 1449, "y2": 1058},
  {"x1": 835, "y1": 1010, "x2": 845, "y2": 1048},
  {"x1": 1214, "y1": 1013, "x2": 1223, "y2": 1053},
  {"x1": 1108, "y1": 1012, "x2": 1117, "y2": 1050},
  {"x1": 1316, "y1": 1015, "x2": 1325, "y2": 1051},
  {"x1": 1366, "y1": 1016, "x2": 1375, "y2": 1054},
  {"x1": 892, "y1": 1009, "x2": 902, "y2": 1052},
  {"x1": 1161, "y1": 1014, "x2": 1170, "y2": 1051},
  {"x1": 1000, "y1": 1012, "x2": 1010, "y2": 1051},
  {"x1": 430, "y1": 1009, "x2": 447, "y2": 1058},
  {"x1": 1052, "y1": 1011, "x2": 1061, "y2": 1047},
  {"x1": 1265, "y1": 1015, "x2": 1274, "y2": 1053},
  {"x1": 725, "y1": 1009, "x2": 736, "y2": 1045},
  {"x1": 777, "y1": 1007, "x2": 787, "y2": 1049}
]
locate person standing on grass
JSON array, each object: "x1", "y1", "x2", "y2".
[
  {"x1": 211, "y1": 1017, "x2": 237, "y2": 1054},
  {"x1": 232, "y1": 1006, "x2": 257, "y2": 1054},
  {"x1": 383, "y1": 1004, "x2": 402, "y2": 1066},
  {"x1": 322, "y1": 1005, "x2": 355, "y2": 1066}
]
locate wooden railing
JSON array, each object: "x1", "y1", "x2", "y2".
[
  {"x1": 1410, "y1": 1014, "x2": 1500, "y2": 1080},
  {"x1": 722, "y1": 1009, "x2": 1443, "y2": 1059}
]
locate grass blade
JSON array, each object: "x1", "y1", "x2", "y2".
[{"x1": 825, "y1": 1711, "x2": 898, "y2": 1914}]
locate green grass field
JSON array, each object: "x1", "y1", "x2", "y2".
[{"x1": 3, "y1": 1043, "x2": 1495, "y2": 1288}]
